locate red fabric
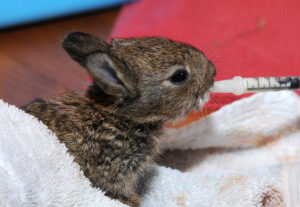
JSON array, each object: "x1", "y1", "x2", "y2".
[{"x1": 110, "y1": 0, "x2": 300, "y2": 110}]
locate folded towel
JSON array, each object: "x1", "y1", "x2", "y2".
[
  {"x1": 0, "y1": 100, "x2": 126, "y2": 207},
  {"x1": 153, "y1": 91, "x2": 300, "y2": 207},
  {"x1": 0, "y1": 91, "x2": 299, "y2": 206}
]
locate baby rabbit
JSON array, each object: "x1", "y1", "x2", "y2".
[{"x1": 21, "y1": 32, "x2": 216, "y2": 207}]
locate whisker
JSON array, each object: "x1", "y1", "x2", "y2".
[
  {"x1": 209, "y1": 94, "x2": 223, "y2": 109},
  {"x1": 202, "y1": 104, "x2": 208, "y2": 117}
]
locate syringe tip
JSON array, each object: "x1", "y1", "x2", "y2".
[{"x1": 211, "y1": 76, "x2": 246, "y2": 95}]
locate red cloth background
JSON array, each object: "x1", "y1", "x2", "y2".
[{"x1": 109, "y1": 0, "x2": 300, "y2": 125}]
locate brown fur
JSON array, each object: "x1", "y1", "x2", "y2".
[{"x1": 21, "y1": 32, "x2": 216, "y2": 206}]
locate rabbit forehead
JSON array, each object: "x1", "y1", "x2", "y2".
[{"x1": 110, "y1": 37, "x2": 205, "y2": 78}]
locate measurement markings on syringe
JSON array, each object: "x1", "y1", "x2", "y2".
[
  {"x1": 246, "y1": 77, "x2": 293, "y2": 91},
  {"x1": 276, "y1": 77, "x2": 300, "y2": 89}
]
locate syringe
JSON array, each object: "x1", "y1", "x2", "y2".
[{"x1": 211, "y1": 76, "x2": 300, "y2": 95}]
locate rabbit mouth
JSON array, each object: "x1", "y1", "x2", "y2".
[
  {"x1": 193, "y1": 67, "x2": 215, "y2": 111},
  {"x1": 193, "y1": 91, "x2": 210, "y2": 111}
]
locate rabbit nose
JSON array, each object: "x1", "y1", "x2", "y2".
[
  {"x1": 213, "y1": 68, "x2": 217, "y2": 77},
  {"x1": 208, "y1": 60, "x2": 217, "y2": 76}
]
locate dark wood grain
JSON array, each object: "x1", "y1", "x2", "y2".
[{"x1": 0, "y1": 8, "x2": 120, "y2": 106}]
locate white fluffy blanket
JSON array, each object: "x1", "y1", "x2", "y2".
[{"x1": 1, "y1": 91, "x2": 300, "y2": 207}]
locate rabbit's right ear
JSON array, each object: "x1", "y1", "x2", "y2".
[
  {"x1": 62, "y1": 32, "x2": 109, "y2": 67},
  {"x1": 62, "y1": 32, "x2": 132, "y2": 98}
]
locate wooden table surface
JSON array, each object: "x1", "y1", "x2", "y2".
[{"x1": 0, "y1": 8, "x2": 120, "y2": 107}]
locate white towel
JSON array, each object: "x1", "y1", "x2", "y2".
[
  {"x1": 0, "y1": 100, "x2": 126, "y2": 207},
  {"x1": 0, "y1": 91, "x2": 299, "y2": 207}
]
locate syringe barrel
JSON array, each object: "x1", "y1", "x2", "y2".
[
  {"x1": 211, "y1": 76, "x2": 300, "y2": 95},
  {"x1": 244, "y1": 76, "x2": 300, "y2": 93}
]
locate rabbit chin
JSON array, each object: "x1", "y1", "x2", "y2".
[{"x1": 170, "y1": 91, "x2": 211, "y2": 124}]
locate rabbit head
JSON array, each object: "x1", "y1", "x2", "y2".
[{"x1": 62, "y1": 32, "x2": 216, "y2": 123}]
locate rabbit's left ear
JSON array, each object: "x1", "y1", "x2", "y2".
[{"x1": 62, "y1": 32, "x2": 132, "y2": 98}]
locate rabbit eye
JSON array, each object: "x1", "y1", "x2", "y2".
[{"x1": 169, "y1": 69, "x2": 189, "y2": 85}]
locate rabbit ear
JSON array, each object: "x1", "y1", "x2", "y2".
[
  {"x1": 62, "y1": 32, "x2": 130, "y2": 97},
  {"x1": 62, "y1": 31, "x2": 109, "y2": 67},
  {"x1": 85, "y1": 53, "x2": 129, "y2": 97}
]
